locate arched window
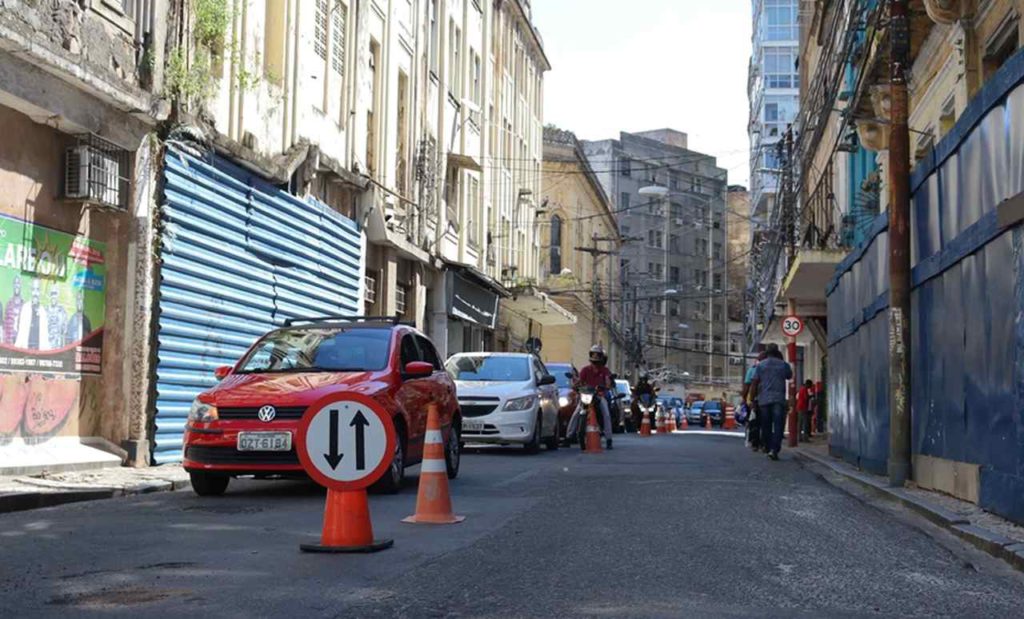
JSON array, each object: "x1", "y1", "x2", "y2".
[{"x1": 549, "y1": 215, "x2": 563, "y2": 275}]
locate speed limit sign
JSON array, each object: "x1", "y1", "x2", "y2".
[{"x1": 782, "y1": 316, "x2": 804, "y2": 337}]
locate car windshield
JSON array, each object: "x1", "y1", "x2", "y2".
[
  {"x1": 705, "y1": 401, "x2": 722, "y2": 411},
  {"x1": 446, "y1": 355, "x2": 531, "y2": 382},
  {"x1": 236, "y1": 328, "x2": 391, "y2": 373},
  {"x1": 547, "y1": 365, "x2": 574, "y2": 388},
  {"x1": 615, "y1": 380, "x2": 631, "y2": 395}
]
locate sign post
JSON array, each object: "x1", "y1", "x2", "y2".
[{"x1": 296, "y1": 392, "x2": 396, "y2": 553}]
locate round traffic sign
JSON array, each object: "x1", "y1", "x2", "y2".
[
  {"x1": 296, "y1": 392, "x2": 396, "y2": 491},
  {"x1": 782, "y1": 316, "x2": 804, "y2": 337}
]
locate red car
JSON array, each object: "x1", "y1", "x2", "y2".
[{"x1": 183, "y1": 317, "x2": 461, "y2": 496}]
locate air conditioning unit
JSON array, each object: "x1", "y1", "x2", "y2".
[{"x1": 64, "y1": 144, "x2": 124, "y2": 209}]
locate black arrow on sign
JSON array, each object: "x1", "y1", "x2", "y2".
[
  {"x1": 323, "y1": 409, "x2": 344, "y2": 470},
  {"x1": 350, "y1": 411, "x2": 370, "y2": 470}
]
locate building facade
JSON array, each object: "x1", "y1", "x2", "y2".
[
  {"x1": 0, "y1": 0, "x2": 170, "y2": 473},
  {"x1": 0, "y1": 0, "x2": 564, "y2": 470},
  {"x1": 584, "y1": 130, "x2": 729, "y2": 392},
  {"x1": 537, "y1": 127, "x2": 623, "y2": 373},
  {"x1": 748, "y1": 0, "x2": 800, "y2": 224}
]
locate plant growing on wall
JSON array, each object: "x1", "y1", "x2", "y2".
[{"x1": 166, "y1": 0, "x2": 262, "y2": 111}]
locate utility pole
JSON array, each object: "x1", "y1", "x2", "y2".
[
  {"x1": 575, "y1": 234, "x2": 619, "y2": 347},
  {"x1": 888, "y1": 0, "x2": 912, "y2": 487}
]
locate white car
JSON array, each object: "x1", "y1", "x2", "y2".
[{"x1": 446, "y1": 352, "x2": 561, "y2": 452}]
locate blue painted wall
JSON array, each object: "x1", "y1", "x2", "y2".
[{"x1": 827, "y1": 49, "x2": 1024, "y2": 521}]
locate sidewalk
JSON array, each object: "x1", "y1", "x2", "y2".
[
  {"x1": 0, "y1": 465, "x2": 190, "y2": 514},
  {"x1": 794, "y1": 438, "x2": 1024, "y2": 572}
]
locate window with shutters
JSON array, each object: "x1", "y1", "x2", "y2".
[
  {"x1": 331, "y1": 2, "x2": 347, "y2": 75},
  {"x1": 315, "y1": 0, "x2": 329, "y2": 60}
]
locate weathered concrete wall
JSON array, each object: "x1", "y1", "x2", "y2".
[
  {"x1": 0, "y1": 0, "x2": 142, "y2": 92},
  {"x1": 0, "y1": 103, "x2": 131, "y2": 456}
]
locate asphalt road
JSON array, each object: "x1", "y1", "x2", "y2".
[{"x1": 2, "y1": 433, "x2": 1024, "y2": 618}]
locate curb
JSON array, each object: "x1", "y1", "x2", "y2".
[
  {"x1": 794, "y1": 448, "x2": 1024, "y2": 573},
  {"x1": 0, "y1": 477, "x2": 191, "y2": 515}
]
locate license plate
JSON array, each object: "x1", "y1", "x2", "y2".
[
  {"x1": 237, "y1": 432, "x2": 292, "y2": 451},
  {"x1": 463, "y1": 420, "x2": 485, "y2": 432}
]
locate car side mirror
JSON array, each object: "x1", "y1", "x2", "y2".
[
  {"x1": 403, "y1": 361, "x2": 434, "y2": 379},
  {"x1": 538, "y1": 374, "x2": 556, "y2": 386},
  {"x1": 214, "y1": 365, "x2": 232, "y2": 380}
]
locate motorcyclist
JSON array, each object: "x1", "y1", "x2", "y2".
[
  {"x1": 631, "y1": 373, "x2": 658, "y2": 431},
  {"x1": 569, "y1": 345, "x2": 614, "y2": 450}
]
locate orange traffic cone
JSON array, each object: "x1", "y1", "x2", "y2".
[
  {"x1": 724, "y1": 405, "x2": 737, "y2": 430},
  {"x1": 655, "y1": 410, "x2": 664, "y2": 434},
  {"x1": 705, "y1": 414, "x2": 712, "y2": 430},
  {"x1": 300, "y1": 489, "x2": 394, "y2": 553},
  {"x1": 585, "y1": 405, "x2": 603, "y2": 453},
  {"x1": 681, "y1": 414, "x2": 688, "y2": 429},
  {"x1": 639, "y1": 409, "x2": 652, "y2": 437},
  {"x1": 403, "y1": 403, "x2": 464, "y2": 524},
  {"x1": 667, "y1": 412, "x2": 677, "y2": 433}
]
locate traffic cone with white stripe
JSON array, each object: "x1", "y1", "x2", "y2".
[
  {"x1": 655, "y1": 410, "x2": 665, "y2": 434},
  {"x1": 667, "y1": 411, "x2": 677, "y2": 433},
  {"x1": 403, "y1": 403, "x2": 464, "y2": 524},
  {"x1": 585, "y1": 405, "x2": 603, "y2": 453},
  {"x1": 705, "y1": 414, "x2": 712, "y2": 430},
  {"x1": 680, "y1": 414, "x2": 688, "y2": 429},
  {"x1": 639, "y1": 408, "x2": 652, "y2": 436}
]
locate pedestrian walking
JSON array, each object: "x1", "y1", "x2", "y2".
[
  {"x1": 797, "y1": 379, "x2": 813, "y2": 441},
  {"x1": 740, "y1": 351, "x2": 766, "y2": 451},
  {"x1": 750, "y1": 343, "x2": 793, "y2": 461}
]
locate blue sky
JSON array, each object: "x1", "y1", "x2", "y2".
[{"x1": 533, "y1": 0, "x2": 753, "y2": 186}]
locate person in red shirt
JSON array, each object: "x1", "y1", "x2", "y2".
[
  {"x1": 571, "y1": 345, "x2": 614, "y2": 449},
  {"x1": 797, "y1": 379, "x2": 813, "y2": 441}
]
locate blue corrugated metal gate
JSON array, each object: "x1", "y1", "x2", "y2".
[
  {"x1": 827, "y1": 49, "x2": 1024, "y2": 522},
  {"x1": 154, "y1": 147, "x2": 364, "y2": 463}
]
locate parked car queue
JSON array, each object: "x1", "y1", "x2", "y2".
[{"x1": 182, "y1": 315, "x2": 612, "y2": 497}]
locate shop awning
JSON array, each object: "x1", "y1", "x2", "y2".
[{"x1": 502, "y1": 287, "x2": 578, "y2": 327}]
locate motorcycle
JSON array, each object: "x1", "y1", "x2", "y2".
[
  {"x1": 574, "y1": 387, "x2": 625, "y2": 449},
  {"x1": 576, "y1": 386, "x2": 600, "y2": 450},
  {"x1": 632, "y1": 392, "x2": 657, "y2": 432}
]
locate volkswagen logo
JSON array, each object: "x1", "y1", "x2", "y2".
[{"x1": 257, "y1": 405, "x2": 277, "y2": 422}]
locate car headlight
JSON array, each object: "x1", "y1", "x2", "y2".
[
  {"x1": 580, "y1": 393, "x2": 594, "y2": 405},
  {"x1": 188, "y1": 399, "x2": 219, "y2": 423},
  {"x1": 558, "y1": 396, "x2": 570, "y2": 408},
  {"x1": 503, "y1": 395, "x2": 537, "y2": 411}
]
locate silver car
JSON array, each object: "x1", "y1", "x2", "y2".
[{"x1": 446, "y1": 352, "x2": 561, "y2": 452}]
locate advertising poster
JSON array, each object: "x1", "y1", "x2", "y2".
[{"x1": 0, "y1": 213, "x2": 106, "y2": 376}]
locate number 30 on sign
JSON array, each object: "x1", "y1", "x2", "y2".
[{"x1": 782, "y1": 316, "x2": 804, "y2": 337}]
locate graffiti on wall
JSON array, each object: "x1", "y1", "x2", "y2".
[
  {"x1": 0, "y1": 213, "x2": 106, "y2": 375},
  {"x1": 0, "y1": 373, "x2": 79, "y2": 440}
]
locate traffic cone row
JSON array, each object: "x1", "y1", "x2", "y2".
[{"x1": 404, "y1": 403, "x2": 464, "y2": 524}]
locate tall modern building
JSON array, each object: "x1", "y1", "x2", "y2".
[
  {"x1": 748, "y1": 0, "x2": 800, "y2": 223},
  {"x1": 584, "y1": 130, "x2": 729, "y2": 389}
]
